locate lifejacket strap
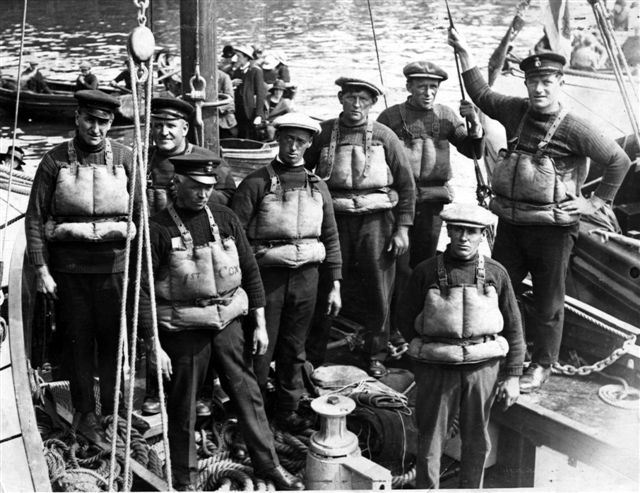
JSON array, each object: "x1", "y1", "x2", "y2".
[
  {"x1": 436, "y1": 253, "x2": 486, "y2": 289},
  {"x1": 66, "y1": 138, "x2": 113, "y2": 174}
]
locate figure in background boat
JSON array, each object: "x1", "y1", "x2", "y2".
[
  {"x1": 448, "y1": 28, "x2": 631, "y2": 392},
  {"x1": 0, "y1": 144, "x2": 25, "y2": 171},
  {"x1": 231, "y1": 112, "x2": 342, "y2": 431},
  {"x1": 230, "y1": 45, "x2": 267, "y2": 140},
  {"x1": 20, "y1": 59, "x2": 51, "y2": 94},
  {"x1": 263, "y1": 79, "x2": 295, "y2": 140},
  {"x1": 139, "y1": 151, "x2": 304, "y2": 491},
  {"x1": 304, "y1": 77, "x2": 416, "y2": 378},
  {"x1": 24, "y1": 89, "x2": 138, "y2": 442},
  {"x1": 398, "y1": 202, "x2": 524, "y2": 489},
  {"x1": 74, "y1": 61, "x2": 99, "y2": 91},
  {"x1": 377, "y1": 61, "x2": 484, "y2": 355}
]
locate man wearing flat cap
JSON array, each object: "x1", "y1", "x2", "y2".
[
  {"x1": 230, "y1": 45, "x2": 267, "y2": 139},
  {"x1": 397, "y1": 202, "x2": 524, "y2": 489},
  {"x1": 304, "y1": 77, "x2": 415, "y2": 378},
  {"x1": 448, "y1": 29, "x2": 630, "y2": 392},
  {"x1": 378, "y1": 61, "x2": 484, "y2": 357},
  {"x1": 25, "y1": 89, "x2": 138, "y2": 440},
  {"x1": 232, "y1": 112, "x2": 342, "y2": 430},
  {"x1": 75, "y1": 61, "x2": 99, "y2": 91},
  {"x1": 139, "y1": 150, "x2": 303, "y2": 491}
]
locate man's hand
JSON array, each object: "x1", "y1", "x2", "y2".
[
  {"x1": 387, "y1": 226, "x2": 410, "y2": 258},
  {"x1": 496, "y1": 376, "x2": 520, "y2": 410},
  {"x1": 558, "y1": 193, "x2": 605, "y2": 215},
  {"x1": 459, "y1": 99, "x2": 482, "y2": 137},
  {"x1": 253, "y1": 116, "x2": 262, "y2": 126},
  {"x1": 447, "y1": 27, "x2": 475, "y2": 71},
  {"x1": 146, "y1": 339, "x2": 173, "y2": 380},
  {"x1": 252, "y1": 307, "x2": 269, "y2": 355},
  {"x1": 36, "y1": 265, "x2": 58, "y2": 300},
  {"x1": 326, "y1": 280, "x2": 342, "y2": 317}
]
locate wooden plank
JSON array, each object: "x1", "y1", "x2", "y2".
[
  {"x1": 494, "y1": 423, "x2": 536, "y2": 487},
  {"x1": 55, "y1": 403, "x2": 170, "y2": 491},
  {"x1": 0, "y1": 436, "x2": 36, "y2": 492},
  {"x1": 0, "y1": 322, "x2": 10, "y2": 368},
  {"x1": 0, "y1": 366, "x2": 22, "y2": 440}
]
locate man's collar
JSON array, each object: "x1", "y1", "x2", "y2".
[{"x1": 275, "y1": 155, "x2": 305, "y2": 167}]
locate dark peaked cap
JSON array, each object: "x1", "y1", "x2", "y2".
[
  {"x1": 519, "y1": 52, "x2": 566, "y2": 76},
  {"x1": 75, "y1": 90, "x2": 120, "y2": 119},
  {"x1": 170, "y1": 151, "x2": 221, "y2": 185},
  {"x1": 151, "y1": 97, "x2": 194, "y2": 120}
]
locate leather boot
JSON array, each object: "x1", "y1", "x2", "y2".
[
  {"x1": 260, "y1": 465, "x2": 304, "y2": 490},
  {"x1": 520, "y1": 363, "x2": 551, "y2": 393},
  {"x1": 274, "y1": 410, "x2": 315, "y2": 432}
]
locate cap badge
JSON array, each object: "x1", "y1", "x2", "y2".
[
  {"x1": 533, "y1": 57, "x2": 541, "y2": 68},
  {"x1": 205, "y1": 164, "x2": 214, "y2": 173}
]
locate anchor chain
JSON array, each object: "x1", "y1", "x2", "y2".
[
  {"x1": 132, "y1": 0, "x2": 149, "y2": 26},
  {"x1": 551, "y1": 303, "x2": 637, "y2": 376}
]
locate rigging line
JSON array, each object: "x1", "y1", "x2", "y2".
[
  {"x1": 1, "y1": 0, "x2": 28, "y2": 266},
  {"x1": 366, "y1": 0, "x2": 387, "y2": 108}
]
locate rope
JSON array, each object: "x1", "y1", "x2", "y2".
[
  {"x1": 365, "y1": 0, "x2": 387, "y2": 108},
  {"x1": 1, "y1": 0, "x2": 28, "y2": 263}
]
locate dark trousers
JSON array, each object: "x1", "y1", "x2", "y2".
[
  {"x1": 492, "y1": 221, "x2": 578, "y2": 365},
  {"x1": 393, "y1": 201, "x2": 444, "y2": 331},
  {"x1": 55, "y1": 272, "x2": 123, "y2": 415},
  {"x1": 414, "y1": 360, "x2": 499, "y2": 489},
  {"x1": 337, "y1": 210, "x2": 396, "y2": 359},
  {"x1": 305, "y1": 269, "x2": 337, "y2": 367},
  {"x1": 160, "y1": 322, "x2": 278, "y2": 487},
  {"x1": 255, "y1": 265, "x2": 319, "y2": 412}
]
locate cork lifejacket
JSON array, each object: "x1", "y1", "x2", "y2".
[
  {"x1": 490, "y1": 107, "x2": 581, "y2": 226},
  {"x1": 155, "y1": 204, "x2": 249, "y2": 331},
  {"x1": 247, "y1": 164, "x2": 326, "y2": 268},
  {"x1": 408, "y1": 255, "x2": 508, "y2": 364},
  {"x1": 146, "y1": 143, "x2": 196, "y2": 216},
  {"x1": 397, "y1": 104, "x2": 454, "y2": 203},
  {"x1": 315, "y1": 119, "x2": 398, "y2": 213},
  {"x1": 45, "y1": 139, "x2": 135, "y2": 242}
]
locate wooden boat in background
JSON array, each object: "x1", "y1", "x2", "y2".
[{"x1": 220, "y1": 138, "x2": 278, "y2": 181}]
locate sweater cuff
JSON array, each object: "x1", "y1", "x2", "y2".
[
  {"x1": 395, "y1": 212, "x2": 414, "y2": 227},
  {"x1": 28, "y1": 251, "x2": 47, "y2": 267},
  {"x1": 326, "y1": 266, "x2": 343, "y2": 282},
  {"x1": 248, "y1": 293, "x2": 266, "y2": 310},
  {"x1": 462, "y1": 66, "x2": 483, "y2": 84},
  {"x1": 594, "y1": 183, "x2": 619, "y2": 202},
  {"x1": 501, "y1": 365, "x2": 524, "y2": 377}
]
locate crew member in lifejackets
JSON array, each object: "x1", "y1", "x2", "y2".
[
  {"x1": 398, "y1": 202, "x2": 524, "y2": 489},
  {"x1": 25, "y1": 89, "x2": 138, "y2": 441},
  {"x1": 231, "y1": 112, "x2": 342, "y2": 431},
  {"x1": 378, "y1": 61, "x2": 484, "y2": 358},
  {"x1": 448, "y1": 29, "x2": 631, "y2": 392},
  {"x1": 143, "y1": 96, "x2": 237, "y2": 416},
  {"x1": 304, "y1": 77, "x2": 415, "y2": 378},
  {"x1": 139, "y1": 151, "x2": 304, "y2": 491}
]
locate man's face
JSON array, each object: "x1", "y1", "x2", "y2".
[
  {"x1": 447, "y1": 224, "x2": 484, "y2": 260},
  {"x1": 524, "y1": 73, "x2": 563, "y2": 113},
  {"x1": 407, "y1": 78, "x2": 440, "y2": 110},
  {"x1": 277, "y1": 127, "x2": 313, "y2": 165},
  {"x1": 80, "y1": 67, "x2": 90, "y2": 75},
  {"x1": 75, "y1": 110, "x2": 113, "y2": 147},
  {"x1": 175, "y1": 175, "x2": 215, "y2": 211},
  {"x1": 338, "y1": 89, "x2": 375, "y2": 126},
  {"x1": 151, "y1": 118, "x2": 188, "y2": 153},
  {"x1": 235, "y1": 52, "x2": 249, "y2": 67}
]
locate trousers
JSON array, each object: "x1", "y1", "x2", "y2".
[
  {"x1": 55, "y1": 272, "x2": 123, "y2": 415},
  {"x1": 492, "y1": 221, "x2": 578, "y2": 365},
  {"x1": 160, "y1": 321, "x2": 279, "y2": 487},
  {"x1": 254, "y1": 264, "x2": 319, "y2": 411},
  {"x1": 414, "y1": 360, "x2": 500, "y2": 489}
]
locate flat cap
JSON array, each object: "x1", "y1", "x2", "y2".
[
  {"x1": 74, "y1": 89, "x2": 120, "y2": 119},
  {"x1": 170, "y1": 151, "x2": 221, "y2": 185},
  {"x1": 273, "y1": 112, "x2": 321, "y2": 135},
  {"x1": 519, "y1": 52, "x2": 566, "y2": 76},
  {"x1": 441, "y1": 203, "x2": 496, "y2": 229},
  {"x1": 151, "y1": 97, "x2": 194, "y2": 121},
  {"x1": 79, "y1": 61, "x2": 91, "y2": 69},
  {"x1": 234, "y1": 45, "x2": 254, "y2": 60},
  {"x1": 403, "y1": 61, "x2": 448, "y2": 81},
  {"x1": 335, "y1": 77, "x2": 384, "y2": 98}
]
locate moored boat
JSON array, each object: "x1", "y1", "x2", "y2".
[{"x1": 220, "y1": 137, "x2": 278, "y2": 181}]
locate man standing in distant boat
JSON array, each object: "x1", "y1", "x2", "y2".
[
  {"x1": 75, "y1": 61, "x2": 99, "y2": 91},
  {"x1": 139, "y1": 151, "x2": 304, "y2": 491},
  {"x1": 25, "y1": 90, "x2": 138, "y2": 440},
  {"x1": 142, "y1": 96, "x2": 237, "y2": 415},
  {"x1": 377, "y1": 61, "x2": 484, "y2": 352},
  {"x1": 231, "y1": 113, "x2": 342, "y2": 430},
  {"x1": 397, "y1": 202, "x2": 524, "y2": 489},
  {"x1": 230, "y1": 45, "x2": 267, "y2": 140},
  {"x1": 21, "y1": 60, "x2": 52, "y2": 94},
  {"x1": 304, "y1": 77, "x2": 415, "y2": 378},
  {"x1": 448, "y1": 28, "x2": 631, "y2": 392}
]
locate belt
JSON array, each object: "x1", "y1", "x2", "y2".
[
  {"x1": 422, "y1": 334, "x2": 497, "y2": 346},
  {"x1": 173, "y1": 289, "x2": 239, "y2": 308}
]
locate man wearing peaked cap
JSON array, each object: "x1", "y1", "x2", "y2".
[
  {"x1": 397, "y1": 200, "x2": 524, "y2": 489},
  {"x1": 25, "y1": 84, "x2": 138, "y2": 442},
  {"x1": 141, "y1": 148, "x2": 304, "y2": 491},
  {"x1": 449, "y1": 28, "x2": 629, "y2": 393},
  {"x1": 232, "y1": 112, "x2": 341, "y2": 430},
  {"x1": 231, "y1": 45, "x2": 266, "y2": 139},
  {"x1": 303, "y1": 76, "x2": 415, "y2": 378},
  {"x1": 142, "y1": 97, "x2": 237, "y2": 416},
  {"x1": 378, "y1": 60, "x2": 484, "y2": 360}
]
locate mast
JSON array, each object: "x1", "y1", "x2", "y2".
[{"x1": 180, "y1": 0, "x2": 220, "y2": 155}]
